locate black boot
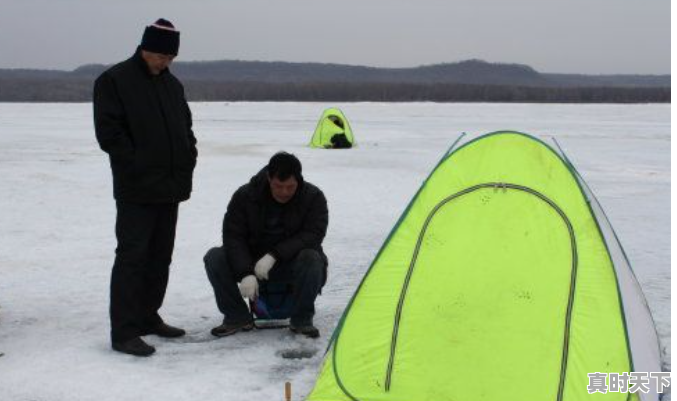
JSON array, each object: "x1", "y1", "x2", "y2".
[
  {"x1": 290, "y1": 323, "x2": 320, "y2": 339},
  {"x1": 211, "y1": 319, "x2": 255, "y2": 337},
  {"x1": 112, "y1": 337, "x2": 156, "y2": 357},
  {"x1": 144, "y1": 322, "x2": 186, "y2": 338}
]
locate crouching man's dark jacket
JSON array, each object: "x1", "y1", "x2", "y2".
[
  {"x1": 93, "y1": 48, "x2": 197, "y2": 203},
  {"x1": 223, "y1": 169, "x2": 329, "y2": 282}
]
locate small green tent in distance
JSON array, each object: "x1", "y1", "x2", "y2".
[
  {"x1": 306, "y1": 131, "x2": 661, "y2": 401},
  {"x1": 309, "y1": 108, "x2": 355, "y2": 149}
]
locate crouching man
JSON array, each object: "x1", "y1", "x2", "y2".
[{"x1": 204, "y1": 152, "x2": 328, "y2": 338}]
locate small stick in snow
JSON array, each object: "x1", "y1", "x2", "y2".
[{"x1": 285, "y1": 381, "x2": 291, "y2": 401}]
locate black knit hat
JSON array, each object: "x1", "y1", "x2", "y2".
[{"x1": 140, "y1": 18, "x2": 180, "y2": 56}]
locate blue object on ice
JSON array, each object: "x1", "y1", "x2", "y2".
[{"x1": 250, "y1": 281, "x2": 294, "y2": 320}]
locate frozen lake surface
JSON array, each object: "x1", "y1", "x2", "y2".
[{"x1": 0, "y1": 102, "x2": 670, "y2": 400}]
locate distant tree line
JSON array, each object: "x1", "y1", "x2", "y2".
[
  {"x1": 0, "y1": 78, "x2": 670, "y2": 103},
  {"x1": 0, "y1": 78, "x2": 93, "y2": 102},
  {"x1": 184, "y1": 81, "x2": 671, "y2": 103}
]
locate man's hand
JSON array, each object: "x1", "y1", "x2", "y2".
[
  {"x1": 254, "y1": 253, "x2": 276, "y2": 281},
  {"x1": 239, "y1": 275, "x2": 259, "y2": 300}
]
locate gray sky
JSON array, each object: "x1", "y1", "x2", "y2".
[{"x1": 0, "y1": 0, "x2": 670, "y2": 74}]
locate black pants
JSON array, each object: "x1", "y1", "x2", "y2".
[
  {"x1": 204, "y1": 246, "x2": 325, "y2": 326},
  {"x1": 110, "y1": 201, "x2": 179, "y2": 343}
]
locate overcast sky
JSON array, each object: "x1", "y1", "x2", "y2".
[{"x1": 0, "y1": 0, "x2": 670, "y2": 74}]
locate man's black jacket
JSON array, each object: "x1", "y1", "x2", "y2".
[
  {"x1": 93, "y1": 48, "x2": 197, "y2": 203},
  {"x1": 223, "y1": 169, "x2": 329, "y2": 282}
]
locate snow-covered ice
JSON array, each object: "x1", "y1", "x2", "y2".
[{"x1": 0, "y1": 102, "x2": 670, "y2": 400}]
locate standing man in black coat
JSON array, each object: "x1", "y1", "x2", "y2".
[
  {"x1": 204, "y1": 152, "x2": 328, "y2": 338},
  {"x1": 93, "y1": 18, "x2": 198, "y2": 357}
]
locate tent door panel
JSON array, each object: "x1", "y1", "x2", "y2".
[{"x1": 384, "y1": 184, "x2": 577, "y2": 401}]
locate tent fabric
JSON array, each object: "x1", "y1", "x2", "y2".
[
  {"x1": 554, "y1": 142, "x2": 662, "y2": 401},
  {"x1": 309, "y1": 108, "x2": 355, "y2": 148},
  {"x1": 306, "y1": 131, "x2": 660, "y2": 401}
]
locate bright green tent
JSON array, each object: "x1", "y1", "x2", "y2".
[
  {"x1": 309, "y1": 108, "x2": 355, "y2": 148},
  {"x1": 306, "y1": 131, "x2": 660, "y2": 401}
]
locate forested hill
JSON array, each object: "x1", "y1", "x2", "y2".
[{"x1": 0, "y1": 59, "x2": 669, "y2": 102}]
